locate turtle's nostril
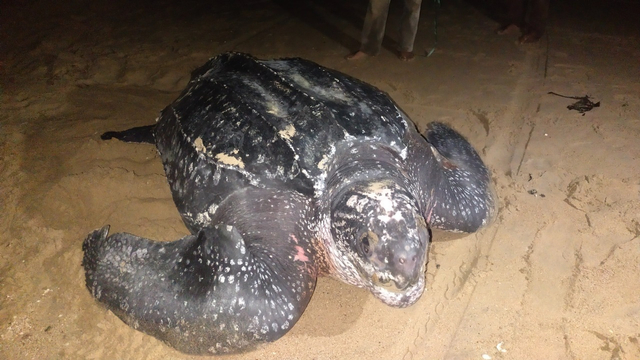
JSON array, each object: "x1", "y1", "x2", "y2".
[
  {"x1": 394, "y1": 251, "x2": 421, "y2": 282},
  {"x1": 396, "y1": 254, "x2": 416, "y2": 267}
]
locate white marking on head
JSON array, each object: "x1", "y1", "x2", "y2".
[
  {"x1": 346, "y1": 195, "x2": 358, "y2": 208},
  {"x1": 364, "y1": 181, "x2": 396, "y2": 212},
  {"x1": 392, "y1": 211, "x2": 405, "y2": 222},
  {"x1": 317, "y1": 154, "x2": 329, "y2": 170}
]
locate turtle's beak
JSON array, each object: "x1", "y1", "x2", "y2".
[
  {"x1": 371, "y1": 252, "x2": 425, "y2": 292},
  {"x1": 369, "y1": 219, "x2": 429, "y2": 292},
  {"x1": 372, "y1": 273, "x2": 412, "y2": 292}
]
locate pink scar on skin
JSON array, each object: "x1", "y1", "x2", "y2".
[
  {"x1": 294, "y1": 246, "x2": 309, "y2": 262},
  {"x1": 426, "y1": 200, "x2": 437, "y2": 223},
  {"x1": 289, "y1": 234, "x2": 299, "y2": 244}
]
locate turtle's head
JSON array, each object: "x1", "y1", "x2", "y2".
[{"x1": 330, "y1": 179, "x2": 430, "y2": 307}]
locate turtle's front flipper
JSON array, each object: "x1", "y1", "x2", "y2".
[
  {"x1": 413, "y1": 122, "x2": 494, "y2": 233},
  {"x1": 101, "y1": 124, "x2": 155, "y2": 143},
  {"x1": 83, "y1": 194, "x2": 317, "y2": 355}
]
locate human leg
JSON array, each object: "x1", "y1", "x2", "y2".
[
  {"x1": 398, "y1": 0, "x2": 422, "y2": 56},
  {"x1": 358, "y1": 0, "x2": 391, "y2": 56},
  {"x1": 496, "y1": 0, "x2": 525, "y2": 34},
  {"x1": 519, "y1": 0, "x2": 549, "y2": 43}
]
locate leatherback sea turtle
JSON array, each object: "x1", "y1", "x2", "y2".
[{"x1": 82, "y1": 52, "x2": 494, "y2": 355}]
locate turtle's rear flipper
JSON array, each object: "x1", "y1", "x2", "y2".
[
  {"x1": 82, "y1": 189, "x2": 317, "y2": 355},
  {"x1": 416, "y1": 122, "x2": 494, "y2": 233},
  {"x1": 101, "y1": 125, "x2": 155, "y2": 144},
  {"x1": 82, "y1": 223, "x2": 316, "y2": 355}
]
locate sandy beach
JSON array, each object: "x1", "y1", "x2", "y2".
[{"x1": 1, "y1": 0, "x2": 639, "y2": 359}]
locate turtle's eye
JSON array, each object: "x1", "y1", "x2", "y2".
[
  {"x1": 361, "y1": 236, "x2": 370, "y2": 254},
  {"x1": 359, "y1": 231, "x2": 378, "y2": 256}
]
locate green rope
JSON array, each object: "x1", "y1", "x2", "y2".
[{"x1": 426, "y1": 0, "x2": 440, "y2": 57}]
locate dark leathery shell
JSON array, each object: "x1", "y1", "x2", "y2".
[{"x1": 157, "y1": 52, "x2": 411, "y2": 231}]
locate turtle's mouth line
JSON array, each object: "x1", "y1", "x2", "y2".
[
  {"x1": 369, "y1": 272, "x2": 426, "y2": 308},
  {"x1": 368, "y1": 262, "x2": 427, "y2": 293},
  {"x1": 371, "y1": 272, "x2": 413, "y2": 293}
]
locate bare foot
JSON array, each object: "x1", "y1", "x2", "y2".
[
  {"x1": 398, "y1": 51, "x2": 415, "y2": 61},
  {"x1": 519, "y1": 31, "x2": 543, "y2": 43},
  {"x1": 496, "y1": 23, "x2": 519, "y2": 35},
  {"x1": 346, "y1": 51, "x2": 368, "y2": 60}
]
